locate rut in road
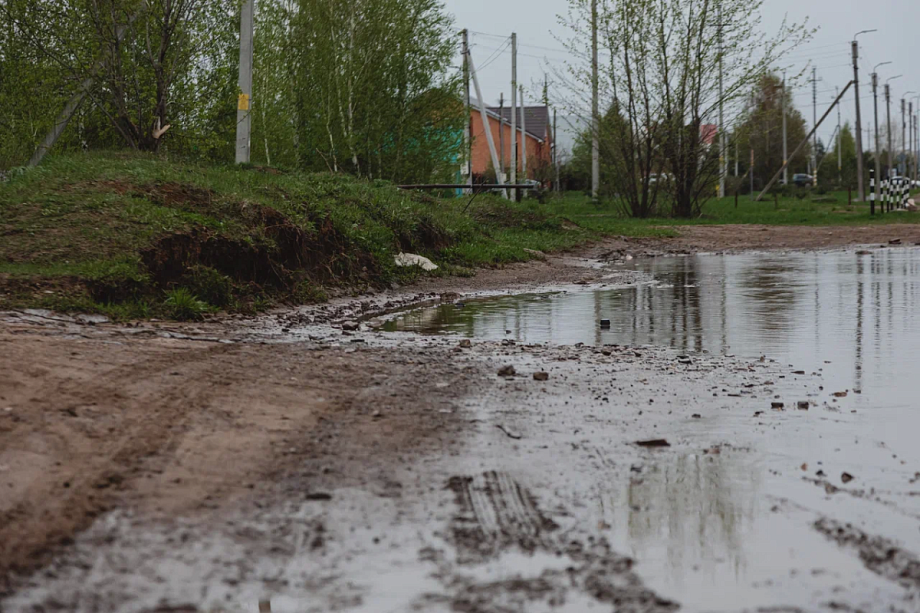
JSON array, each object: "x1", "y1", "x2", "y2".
[{"x1": 442, "y1": 471, "x2": 679, "y2": 613}]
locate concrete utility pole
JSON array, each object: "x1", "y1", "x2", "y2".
[
  {"x1": 554, "y1": 108, "x2": 560, "y2": 192},
  {"x1": 718, "y1": 5, "x2": 725, "y2": 198},
  {"x1": 782, "y1": 74, "x2": 789, "y2": 186},
  {"x1": 468, "y1": 50, "x2": 507, "y2": 199},
  {"x1": 902, "y1": 98, "x2": 908, "y2": 177},
  {"x1": 886, "y1": 84, "x2": 892, "y2": 184},
  {"x1": 852, "y1": 31, "x2": 877, "y2": 202},
  {"x1": 462, "y1": 30, "x2": 472, "y2": 193},
  {"x1": 837, "y1": 87, "x2": 842, "y2": 183},
  {"x1": 521, "y1": 86, "x2": 528, "y2": 179},
  {"x1": 735, "y1": 137, "x2": 739, "y2": 177},
  {"x1": 591, "y1": 0, "x2": 600, "y2": 201},
  {"x1": 499, "y1": 92, "x2": 505, "y2": 183},
  {"x1": 906, "y1": 100, "x2": 916, "y2": 180},
  {"x1": 873, "y1": 72, "x2": 882, "y2": 211},
  {"x1": 235, "y1": 0, "x2": 255, "y2": 164},
  {"x1": 511, "y1": 33, "x2": 518, "y2": 190},
  {"x1": 812, "y1": 67, "x2": 818, "y2": 186},
  {"x1": 901, "y1": 92, "x2": 914, "y2": 176}
]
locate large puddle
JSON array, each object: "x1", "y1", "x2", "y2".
[
  {"x1": 385, "y1": 247, "x2": 920, "y2": 608},
  {"x1": 384, "y1": 248, "x2": 920, "y2": 410}
]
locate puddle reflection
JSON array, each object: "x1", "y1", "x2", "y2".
[
  {"x1": 610, "y1": 450, "x2": 760, "y2": 587},
  {"x1": 384, "y1": 248, "x2": 920, "y2": 407}
]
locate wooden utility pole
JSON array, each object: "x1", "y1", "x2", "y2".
[
  {"x1": 235, "y1": 0, "x2": 255, "y2": 164},
  {"x1": 462, "y1": 30, "x2": 472, "y2": 193},
  {"x1": 520, "y1": 86, "x2": 527, "y2": 180},
  {"x1": 902, "y1": 98, "x2": 907, "y2": 177},
  {"x1": 499, "y1": 92, "x2": 505, "y2": 183},
  {"x1": 468, "y1": 50, "x2": 507, "y2": 199},
  {"x1": 591, "y1": 0, "x2": 600, "y2": 201},
  {"x1": 511, "y1": 33, "x2": 518, "y2": 189}
]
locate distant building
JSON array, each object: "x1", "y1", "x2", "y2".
[{"x1": 467, "y1": 100, "x2": 553, "y2": 183}]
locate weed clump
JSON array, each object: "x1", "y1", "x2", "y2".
[{"x1": 163, "y1": 288, "x2": 210, "y2": 321}]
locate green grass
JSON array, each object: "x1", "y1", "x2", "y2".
[
  {"x1": 4, "y1": 152, "x2": 916, "y2": 320},
  {"x1": 0, "y1": 152, "x2": 591, "y2": 318},
  {"x1": 546, "y1": 190, "x2": 920, "y2": 234}
]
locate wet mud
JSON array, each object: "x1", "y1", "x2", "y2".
[{"x1": 3, "y1": 235, "x2": 920, "y2": 612}]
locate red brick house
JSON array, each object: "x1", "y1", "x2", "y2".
[{"x1": 468, "y1": 100, "x2": 553, "y2": 183}]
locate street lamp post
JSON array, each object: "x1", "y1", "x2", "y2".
[
  {"x1": 853, "y1": 29, "x2": 877, "y2": 201},
  {"x1": 872, "y1": 62, "x2": 892, "y2": 213}
]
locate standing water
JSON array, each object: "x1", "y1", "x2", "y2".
[
  {"x1": 384, "y1": 248, "x2": 920, "y2": 608},
  {"x1": 384, "y1": 248, "x2": 920, "y2": 409}
]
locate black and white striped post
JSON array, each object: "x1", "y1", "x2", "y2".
[{"x1": 869, "y1": 168, "x2": 876, "y2": 215}]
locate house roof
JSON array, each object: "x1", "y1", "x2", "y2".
[
  {"x1": 487, "y1": 106, "x2": 549, "y2": 141},
  {"x1": 468, "y1": 98, "x2": 546, "y2": 143}
]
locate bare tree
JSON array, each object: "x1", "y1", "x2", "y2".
[{"x1": 559, "y1": 0, "x2": 811, "y2": 217}]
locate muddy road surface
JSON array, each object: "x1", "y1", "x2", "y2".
[{"x1": 3, "y1": 228, "x2": 920, "y2": 613}]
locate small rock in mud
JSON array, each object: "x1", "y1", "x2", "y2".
[
  {"x1": 792, "y1": 370, "x2": 806, "y2": 375},
  {"x1": 501, "y1": 339, "x2": 515, "y2": 346},
  {"x1": 857, "y1": 250, "x2": 872, "y2": 255},
  {"x1": 635, "y1": 439, "x2": 670, "y2": 448},
  {"x1": 342, "y1": 321, "x2": 359, "y2": 331},
  {"x1": 832, "y1": 391, "x2": 848, "y2": 398},
  {"x1": 497, "y1": 365, "x2": 516, "y2": 377},
  {"x1": 771, "y1": 402, "x2": 785, "y2": 410},
  {"x1": 841, "y1": 472, "x2": 855, "y2": 484},
  {"x1": 890, "y1": 238, "x2": 902, "y2": 245},
  {"x1": 372, "y1": 409, "x2": 383, "y2": 419},
  {"x1": 797, "y1": 401, "x2": 810, "y2": 410},
  {"x1": 533, "y1": 372, "x2": 549, "y2": 382},
  {"x1": 306, "y1": 492, "x2": 333, "y2": 501},
  {"x1": 691, "y1": 414, "x2": 701, "y2": 419},
  {"x1": 600, "y1": 319, "x2": 611, "y2": 328},
  {"x1": 458, "y1": 339, "x2": 472, "y2": 348}
]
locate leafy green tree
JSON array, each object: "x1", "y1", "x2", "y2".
[
  {"x1": 278, "y1": 0, "x2": 463, "y2": 183},
  {"x1": 735, "y1": 73, "x2": 811, "y2": 189},
  {"x1": 819, "y1": 122, "x2": 857, "y2": 188}
]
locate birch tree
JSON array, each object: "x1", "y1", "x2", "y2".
[{"x1": 561, "y1": 0, "x2": 811, "y2": 217}]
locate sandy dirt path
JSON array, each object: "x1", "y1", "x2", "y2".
[{"x1": 2, "y1": 226, "x2": 920, "y2": 612}]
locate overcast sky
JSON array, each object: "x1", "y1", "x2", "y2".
[{"x1": 443, "y1": 0, "x2": 920, "y2": 151}]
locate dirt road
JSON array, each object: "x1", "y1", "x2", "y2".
[{"x1": 3, "y1": 226, "x2": 920, "y2": 612}]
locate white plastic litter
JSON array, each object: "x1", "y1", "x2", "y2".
[{"x1": 394, "y1": 253, "x2": 438, "y2": 271}]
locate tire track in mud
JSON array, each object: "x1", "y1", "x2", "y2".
[
  {"x1": 814, "y1": 518, "x2": 920, "y2": 591},
  {"x1": 440, "y1": 471, "x2": 679, "y2": 613},
  {"x1": 447, "y1": 471, "x2": 558, "y2": 561}
]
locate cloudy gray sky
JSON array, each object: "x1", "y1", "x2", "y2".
[{"x1": 443, "y1": 0, "x2": 920, "y2": 152}]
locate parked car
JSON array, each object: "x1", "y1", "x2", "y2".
[{"x1": 792, "y1": 173, "x2": 813, "y2": 188}]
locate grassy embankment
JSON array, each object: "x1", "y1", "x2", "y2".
[
  {"x1": 0, "y1": 152, "x2": 613, "y2": 319},
  {"x1": 3, "y1": 152, "x2": 917, "y2": 320}
]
